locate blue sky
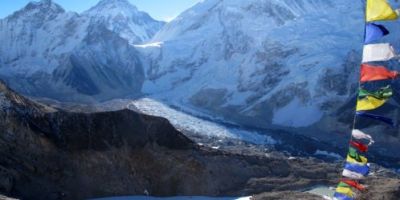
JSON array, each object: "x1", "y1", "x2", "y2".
[{"x1": 0, "y1": 0, "x2": 203, "y2": 21}]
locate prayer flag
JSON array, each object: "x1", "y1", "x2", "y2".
[
  {"x1": 336, "y1": 186, "x2": 354, "y2": 197},
  {"x1": 338, "y1": 182, "x2": 352, "y2": 188},
  {"x1": 350, "y1": 141, "x2": 369, "y2": 152},
  {"x1": 344, "y1": 162, "x2": 370, "y2": 176},
  {"x1": 352, "y1": 129, "x2": 375, "y2": 146},
  {"x1": 365, "y1": 23, "x2": 389, "y2": 43},
  {"x1": 359, "y1": 86, "x2": 392, "y2": 99},
  {"x1": 356, "y1": 111, "x2": 394, "y2": 126},
  {"x1": 342, "y1": 180, "x2": 366, "y2": 191},
  {"x1": 343, "y1": 169, "x2": 366, "y2": 180},
  {"x1": 334, "y1": 192, "x2": 354, "y2": 200},
  {"x1": 366, "y1": 0, "x2": 398, "y2": 22},
  {"x1": 362, "y1": 43, "x2": 396, "y2": 63},
  {"x1": 360, "y1": 64, "x2": 398, "y2": 82},
  {"x1": 347, "y1": 147, "x2": 368, "y2": 165},
  {"x1": 356, "y1": 96, "x2": 387, "y2": 111}
]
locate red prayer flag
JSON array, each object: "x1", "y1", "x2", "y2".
[
  {"x1": 342, "y1": 179, "x2": 366, "y2": 191},
  {"x1": 350, "y1": 141, "x2": 369, "y2": 152},
  {"x1": 361, "y1": 64, "x2": 398, "y2": 83}
]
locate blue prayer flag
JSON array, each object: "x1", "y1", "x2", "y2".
[
  {"x1": 356, "y1": 111, "x2": 394, "y2": 126},
  {"x1": 344, "y1": 162, "x2": 370, "y2": 176},
  {"x1": 365, "y1": 23, "x2": 389, "y2": 43},
  {"x1": 334, "y1": 192, "x2": 354, "y2": 200}
]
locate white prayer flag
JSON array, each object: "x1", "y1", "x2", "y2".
[
  {"x1": 352, "y1": 129, "x2": 375, "y2": 146},
  {"x1": 342, "y1": 169, "x2": 365, "y2": 180},
  {"x1": 362, "y1": 43, "x2": 396, "y2": 63}
]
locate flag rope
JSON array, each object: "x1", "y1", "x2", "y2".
[{"x1": 333, "y1": 0, "x2": 400, "y2": 199}]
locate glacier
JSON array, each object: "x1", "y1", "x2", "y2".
[{"x1": 129, "y1": 98, "x2": 277, "y2": 145}]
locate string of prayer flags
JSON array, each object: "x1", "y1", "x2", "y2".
[
  {"x1": 362, "y1": 43, "x2": 396, "y2": 63},
  {"x1": 366, "y1": 0, "x2": 398, "y2": 22},
  {"x1": 360, "y1": 64, "x2": 398, "y2": 82},
  {"x1": 335, "y1": 0, "x2": 400, "y2": 199},
  {"x1": 365, "y1": 23, "x2": 389, "y2": 43}
]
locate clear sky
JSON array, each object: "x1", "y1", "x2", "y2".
[{"x1": 0, "y1": 0, "x2": 203, "y2": 21}]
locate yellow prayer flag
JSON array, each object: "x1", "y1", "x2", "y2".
[
  {"x1": 336, "y1": 186, "x2": 354, "y2": 197},
  {"x1": 367, "y1": 0, "x2": 398, "y2": 22},
  {"x1": 347, "y1": 155, "x2": 368, "y2": 165},
  {"x1": 356, "y1": 96, "x2": 387, "y2": 111}
]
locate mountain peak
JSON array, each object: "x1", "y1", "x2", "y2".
[
  {"x1": 7, "y1": 0, "x2": 65, "y2": 19},
  {"x1": 25, "y1": 0, "x2": 64, "y2": 12},
  {"x1": 87, "y1": 0, "x2": 138, "y2": 14},
  {"x1": 97, "y1": 0, "x2": 134, "y2": 6},
  {"x1": 83, "y1": 0, "x2": 165, "y2": 44}
]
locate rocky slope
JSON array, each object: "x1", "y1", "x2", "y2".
[
  {"x1": 0, "y1": 80, "x2": 345, "y2": 200},
  {"x1": 1, "y1": 80, "x2": 399, "y2": 199},
  {"x1": 252, "y1": 177, "x2": 400, "y2": 200}
]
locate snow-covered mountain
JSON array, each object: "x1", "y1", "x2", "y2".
[
  {"x1": 2, "y1": 0, "x2": 400, "y2": 151},
  {"x1": 139, "y1": 0, "x2": 364, "y2": 136},
  {"x1": 137, "y1": 0, "x2": 400, "y2": 157},
  {"x1": 83, "y1": 0, "x2": 164, "y2": 44},
  {"x1": 0, "y1": 0, "x2": 164, "y2": 102}
]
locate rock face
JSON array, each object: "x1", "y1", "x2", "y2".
[{"x1": 0, "y1": 80, "x2": 344, "y2": 200}]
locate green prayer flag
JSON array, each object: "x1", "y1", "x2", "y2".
[
  {"x1": 359, "y1": 86, "x2": 392, "y2": 100},
  {"x1": 348, "y1": 147, "x2": 361, "y2": 161},
  {"x1": 338, "y1": 182, "x2": 351, "y2": 188},
  {"x1": 347, "y1": 146, "x2": 368, "y2": 164}
]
